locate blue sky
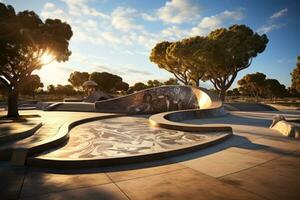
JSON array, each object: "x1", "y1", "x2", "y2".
[{"x1": 2, "y1": 0, "x2": 300, "y2": 89}]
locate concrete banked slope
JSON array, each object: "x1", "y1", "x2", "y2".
[{"x1": 26, "y1": 86, "x2": 232, "y2": 169}]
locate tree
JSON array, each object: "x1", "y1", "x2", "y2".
[
  {"x1": 163, "y1": 78, "x2": 179, "y2": 85},
  {"x1": 237, "y1": 72, "x2": 267, "y2": 98},
  {"x1": 115, "y1": 81, "x2": 129, "y2": 93},
  {"x1": 287, "y1": 87, "x2": 300, "y2": 97},
  {"x1": 46, "y1": 84, "x2": 76, "y2": 96},
  {"x1": 68, "y1": 71, "x2": 89, "y2": 91},
  {"x1": 150, "y1": 41, "x2": 191, "y2": 85},
  {"x1": 20, "y1": 74, "x2": 43, "y2": 99},
  {"x1": 89, "y1": 72, "x2": 128, "y2": 93},
  {"x1": 167, "y1": 36, "x2": 209, "y2": 86},
  {"x1": 147, "y1": 80, "x2": 162, "y2": 88},
  {"x1": 0, "y1": 3, "x2": 73, "y2": 117},
  {"x1": 204, "y1": 25, "x2": 268, "y2": 101},
  {"x1": 47, "y1": 84, "x2": 55, "y2": 94},
  {"x1": 264, "y1": 79, "x2": 287, "y2": 99},
  {"x1": 150, "y1": 25, "x2": 268, "y2": 101},
  {"x1": 227, "y1": 88, "x2": 240, "y2": 96},
  {"x1": 291, "y1": 56, "x2": 300, "y2": 93},
  {"x1": 0, "y1": 81, "x2": 8, "y2": 98},
  {"x1": 128, "y1": 82, "x2": 148, "y2": 93},
  {"x1": 55, "y1": 84, "x2": 76, "y2": 96}
]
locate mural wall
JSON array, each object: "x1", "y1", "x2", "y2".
[{"x1": 95, "y1": 86, "x2": 214, "y2": 114}]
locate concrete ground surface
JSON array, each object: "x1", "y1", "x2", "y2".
[{"x1": 0, "y1": 109, "x2": 300, "y2": 200}]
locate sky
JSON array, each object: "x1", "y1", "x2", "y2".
[{"x1": 1, "y1": 0, "x2": 300, "y2": 89}]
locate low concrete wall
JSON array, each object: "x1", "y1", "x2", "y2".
[{"x1": 95, "y1": 86, "x2": 219, "y2": 114}]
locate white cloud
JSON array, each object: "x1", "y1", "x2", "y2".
[
  {"x1": 111, "y1": 7, "x2": 143, "y2": 32},
  {"x1": 44, "y1": 2, "x2": 55, "y2": 10},
  {"x1": 257, "y1": 24, "x2": 281, "y2": 34},
  {"x1": 60, "y1": 0, "x2": 110, "y2": 19},
  {"x1": 157, "y1": 0, "x2": 200, "y2": 24},
  {"x1": 256, "y1": 8, "x2": 287, "y2": 34},
  {"x1": 141, "y1": 13, "x2": 157, "y2": 21},
  {"x1": 161, "y1": 26, "x2": 187, "y2": 39},
  {"x1": 270, "y1": 8, "x2": 288, "y2": 20},
  {"x1": 190, "y1": 9, "x2": 244, "y2": 36},
  {"x1": 101, "y1": 32, "x2": 121, "y2": 44}
]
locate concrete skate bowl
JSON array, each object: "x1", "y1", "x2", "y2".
[
  {"x1": 25, "y1": 86, "x2": 232, "y2": 169},
  {"x1": 27, "y1": 115, "x2": 232, "y2": 169}
]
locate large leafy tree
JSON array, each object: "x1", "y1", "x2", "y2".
[
  {"x1": 0, "y1": 3, "x2": 72, "y2": 117},
  {"x1": 150, "y1": 41, "x2": 191, "y2": 85},
  {"x1": 238, "y1": 72, "x2": 287, "y2": 99},
  {"x1": 237, "y1": 72, "x2": 267, "y2": 98},
  {"x1": 291, "y1": 56, "x2": 300, "y2": 93},
  {"x1": 89, "y1": 72, "x2": 129, "y2": 93},
  {"x1": 167, "y1": 36, "x2": 209, "y2": 86},
  {"x1": 150, "y1": 24, "x2": 268, "y2": 101},
  {"x1": 20, "y1": 74, "x2": 43, "y2": 99},
  {"x1": 205, "y1": 25, "x2": 268, "y2": 101},
  {"x1": 264, "y1": 79, "x2": 287, "y2": 99},
  {"x1": 68, "y1": 71, "x2": 89, "y2": 91}
]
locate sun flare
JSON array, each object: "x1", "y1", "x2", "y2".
[{"x1": 40, "y1": 52, "x2": 55, "y2": 65}]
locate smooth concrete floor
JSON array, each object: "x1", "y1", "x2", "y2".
[{"x1": 0, "y1": 110, "x2": 300, "y2": 200}]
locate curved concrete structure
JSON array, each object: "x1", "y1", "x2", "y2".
[
  {"x1": 95, "y1": 85, "x2": 220, "y2": 114},
  {"x1": 27, "y1": 115, "x2": 232, "y2": 169},
  {"x1": 11, "y1": 86, "x2": 233, "y2": 169},
  {"x1": 46, "y1": 85, "x2": 222, "y2": 114}
]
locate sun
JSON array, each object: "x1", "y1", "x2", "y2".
[{"x1": 40, "y1": 52, "x2": 55, "y2": 65}]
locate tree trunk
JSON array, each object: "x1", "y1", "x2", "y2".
[
  {"x1": 195, "y1": 79, "x2": 200, "y2": 87},
  {"x1": 219, "y1": 88, "x2": 226, "y2": 102},
  {"x1": 7, "y1": 88, "x2": 19, "y2": 118}
]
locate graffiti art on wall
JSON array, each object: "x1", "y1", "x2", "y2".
[{"x1": 95, "y1": 86, "x2": 207, "y2": 114}]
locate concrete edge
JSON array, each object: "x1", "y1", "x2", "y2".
[{"x1": 148, "y1": 107, "x2": 232, "y2": 133}]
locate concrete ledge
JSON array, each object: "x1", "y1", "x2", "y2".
[
  {"x1": 45, "y1": 102, "x2": 95, "y2": 112},
  {"x1": 26, "y1": 132, "x2": 232, "y2": 169},
  {"x1": 149, "y1": 107, "x2": 232, "y2": 133}
]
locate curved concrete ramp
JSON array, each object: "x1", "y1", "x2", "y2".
[{"x1": 95, "y1": 85, "x2": 220, "y2": 114}]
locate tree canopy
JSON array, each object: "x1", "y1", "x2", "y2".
[
  {"x1": 237, "y1": 72, "x2": 267, "y2": 98},
  {"x1": 291, "y1": 56, "x2": 300, "y2": 93},
  {"x1": 89, "y1": 72, "x2": 129, "y2": 93},
  {"x1": 205, "y1": 25, "x2": 268, "y2": 100},
  {"x1": 238, "y1": 72, "x2": 286, "y2": 99},
  {"x1": 128, "y1": 82, "x2": 148, "y2": 93},
  {"x1": 20, "y1": 74, "x2": 43, "y2": 98},
  {"x1": 68, "y1": 71, "x2": 89, "y2": 91},
  {"x1": 0, "y1": 2, "x2": 73, "y2": 117},
  {"x1": 150, "y1": 24, "x2": 268, "y2": 101}
]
